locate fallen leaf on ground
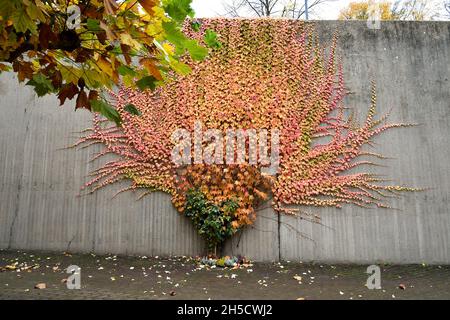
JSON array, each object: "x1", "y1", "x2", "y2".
[
  {"x1": 5, "y1": 263, "x2": 18, "y2": 271},
  {"x1": 34, "y1": 283, "x2": 46, "y2": 289}
]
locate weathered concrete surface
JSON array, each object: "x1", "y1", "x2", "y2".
[{"x1": 0, "y1": 21, "x2": 449, "y2": 263}]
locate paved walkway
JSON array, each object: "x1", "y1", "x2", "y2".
[{"x1": 1, "y1": 250, "x2": 449, "y2": 300}]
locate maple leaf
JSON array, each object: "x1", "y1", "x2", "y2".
[
  {"x1": 136, "y1": 76, "x2": 158, "y2": 91},
  {"x1": 0, "y1": 0, "x2": 210, "y2": 124},
  {"x1": 124, "y1": 104, "x2": 142, "y2": 116},
  {"x1": 90, "y1": 100, "x2": 121, "y2": 125},
  {"x1": 13, "y1": 61, "x2": 34, "y2": 82},
  {"x1": 76, "y1": 90, "x2": 89, "y2": 110},
  {"x1": 58, "y1": 83, "x2": 79, "y2": 106},
  {"x1": 140, "y1": 58, "x2": 163, "y2": 80},
  {"x1": 138, "y1": 0, "x2": 157, "y2": 15},
  {"x1": 26, "y1": 74, "x2": 55, "y2": 97}
]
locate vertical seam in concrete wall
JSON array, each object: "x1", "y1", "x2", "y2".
[
  {"x1": 91, "y1": 192, "x2": 98, "y2": 252},
  {"x1": 277, "y1": 212, "x2": 281, "y2": 261},
  {"x1": 8, "y1": 106, "x2": 29, "y2": 249},
  {"x1": 7, "y1": 185, "x2": 20, "y2": 249}
]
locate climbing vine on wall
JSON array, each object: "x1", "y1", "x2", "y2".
[{"x1": 77, "y1": 18, "x2": 416, "y2": 251}]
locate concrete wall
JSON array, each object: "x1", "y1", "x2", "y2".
[{"x1": 1, "y1": 21, "x2": 449, "y2": 263}]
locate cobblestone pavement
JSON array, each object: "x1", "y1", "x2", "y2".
[{"x1": 1, "y1": 250, "x2": 449, "y2": 300}]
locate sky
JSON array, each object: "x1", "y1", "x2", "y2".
[{"x1": 192, "y1": 0, "x2": 362, "y2": 19}]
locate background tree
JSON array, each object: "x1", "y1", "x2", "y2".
[
  {"x1": 339, "y1": 1, "x2": 394, "y2": 20},
  {"x1": 0, "y1": 0, "x2": 216, "y2": 124},
  {"x1": 391, "y1": 0, "x2": 442, "y2": 20},
  {"x1": 446, "y1": 0, "x2": 450, "y2": 18},
  {"x1": 339, "y1": 0, "x2": 443, "y2": 21},
  {"x1": 222, "y1": 0, "x2": 338, "y2": 19}
]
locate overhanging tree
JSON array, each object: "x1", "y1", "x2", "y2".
[{"x1": 0, "y1": 0, "x2": 216, "y2": 123}]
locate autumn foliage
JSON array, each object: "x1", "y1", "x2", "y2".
[
  {"x1": 338, "y1": 1, "x2": 436, "y2": 21},
  {"x1": 77, "y1": 19, "x2": 415, "y2": 247},
  {"x1": 339, "y1": 1, "x2": 395, "y2": 20},
  {"x1": 0, "y1": 0, "x2": 210, "y2": 124}
]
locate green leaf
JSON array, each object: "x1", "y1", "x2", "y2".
[
  {"x1": 0, "y1": 0, "x2": 18, "y2": 18},
  {"x1": 26, "y1": 74, "x2": 55, "y2": 97},
  {"x1": 191, "y1": 20, "x2": 201, "y2": 32},
  {"x1": 117, "y1": 65, "x2": 137, "y2": 76},
  {"x1": 86, "y1": 18, "x2": 102, "y2": 32},
  {"x1": 204, "y1": 29, "x2": 222, "y2": 49},
  {"x1": 162, "y1": 21, "x2": 209, "y2": 61},
  {"x1": 136, "y1": 76, "x2": 158, "y2": 91},
  {"x1": 185, "y1": 40, "x2": 208, "y2": 61},
  {"x1": 162, "y1": 21, "x2": 187, "y2": 49},
  {"x1": 163, "y1": 0, "x2": 194, "y2": 23},
  {"x1": 12, "y1": 8, "x2": 36, "y2": 34},
  {"x1": 169, "y1": 58, "x2": 191, "y2": 75},
  {"x1": 58, "y1": 63, "x2": 83, "y2": 85},
  {"x1": 26, "y1": 3, "x2": 45, "y2": 21},
  {"x1": 124, "y1": 103, "x2": 142, "y2": 116},
  {"x1": 90, "y1": 100, "x2": 122, "y2": 125}
]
